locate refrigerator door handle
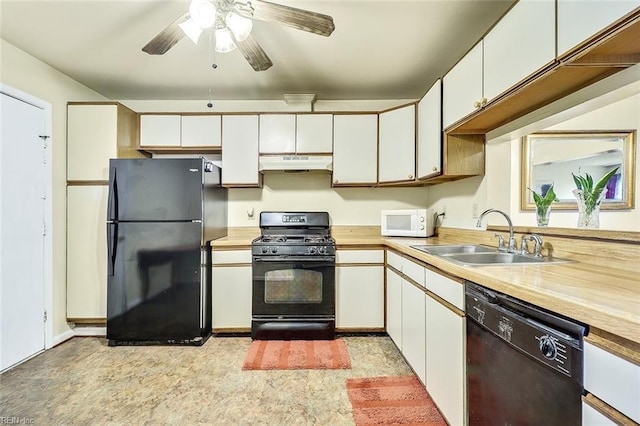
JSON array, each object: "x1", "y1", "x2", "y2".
[
  {"x1": 107, "y1": 167, "x2": 118, "y2": 221},
  {"x1": 107, "y1": 223, "x2": 118, "y2": 277}
]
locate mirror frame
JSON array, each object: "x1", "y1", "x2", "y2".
[{"x1": 521, "y1": 130, "x2": 636, "y2": 211}]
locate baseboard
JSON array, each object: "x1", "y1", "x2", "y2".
[
  {"x1": 52, "y1": 329, "x2": 75, "y2": 347},
  {"x1": 73, "y1": 326, "x2": 106, "y2": 337}
]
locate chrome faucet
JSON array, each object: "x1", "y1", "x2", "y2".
[
  {"x1": 521, "y1": 234, "x2": 543, "y2": 257},
  {"x1": 477, "y1": 209, "x2": 517, "y2": 252}
]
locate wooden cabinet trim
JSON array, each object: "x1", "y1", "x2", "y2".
[
  {"x1": 582, "y1": 393, "x2": 638, "y2": 426},
  {"x1": 426, "y1": 290, "x2": 465, "y2": 318},
  {"x1": 67, "y1": 180, "x2": 109, "y2": 186},
  {"x1": 586, "y1": 328, "x2": 640, "y2": 366}
]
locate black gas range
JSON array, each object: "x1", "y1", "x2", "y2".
[{"x1": 251, "y1": 211, "x2": 336, "y2": 340}]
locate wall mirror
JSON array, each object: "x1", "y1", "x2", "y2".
[{"x1": 521, "y1": 131, "x2": 636, "y2": 210}]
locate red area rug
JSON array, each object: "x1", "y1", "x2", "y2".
[
  {"x1": 242, "y1": 339, "x2": 352, "y2": 370},
  {"x1": 346, "y1": 375, "x2": 447, "y2": 425}
]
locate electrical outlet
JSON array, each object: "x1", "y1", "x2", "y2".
[{"x1": 472, "y1": 203, "x2": 479, "y2": 219}]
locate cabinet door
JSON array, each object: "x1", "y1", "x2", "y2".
[
  {"x1": 386, "y1": 267, "x2": 403, "y2": 349},
  {"x1": 425, "y1": 294, "x2": 465, "y2": 426},
  {"x1": 332, "y1": 114, "x2": 378, "y2": 185},
  {"x1": 558, "y1": 0, "x2": 640, "y2": 56},
  {"x1": 582, "y1": 402, "x2": 617, "y2": 426},
  {"x1": 417, "y1": 79, "x2": 442, "y2": 179},
  {"x1": 67, "y1": 185, "x2": 108, "y2": 319},
  {"x1": 484, "y1": 0, "x2": 555, "y2": 102},
  {"x1": 296, "y1": 114, "x2": 333, "y2": 153},
  {"x1": 336, "y1": 265, "x2": 384, "y2": 329},
  {"x1": 443, "y1": 41, "x2": 483, "y2": 129},
  {"x1": 67, "y1": 104, "x2": 118, "y2": 181},
  {"x1": 221, "y1": 115, "x2": 260, "y2": 186},
  {"x1": 139, "y1": 115, "x2": 181, "y2": 147},
  {"x1": 259, "y1": 114, "x2": 296, "y2": 154},
  {"x1": 402, "y1": 281, "x2": 426, "y2": 384},
  {"x1": 181, "y1": 115, "x2": 221, "y2": 148},
  {"x1": 212, "y1": 266, "x2": 252, "y2": 329},
  {"x1": 379, "y1": 104, "x2": 416, "y2": 183}
]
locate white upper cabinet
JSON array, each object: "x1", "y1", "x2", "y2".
[
  {"x1": 181, "y1": 115, "x2": 221, "y2": 148},
  {"x1": 259, "y1": 114, "x2": 296, "y2": 154},
  {"x1": 140, "y1": 114, "x2": 221, "y2": 148},
  {"x1": 259, "y1": 114, "x2": 333, "y2": 154},
  {"x1": 378, "y1": 104, "x2": 416, "y2": 183},
  {"x1": 557, "y1": 0, "x2": 640, "y2": 56},
  {"x1": 483, "y1": 0, "x2": 555, "y2": 102},
  {"x1": 443, "y1": 41, "x2": 483, "y2": 129},
  {"x1": 222, "y1": 115, "x2": 260, "y2": 186},
  {"x1": 139, "y1": 115, "x2": 181, "y2": 147},
  {"x1": 67, "y1": 104, "x2": 119, "y2": 181},
  {"x1": 417, "y1": 79, "x2": 442, "y2": 179},
  {"x1": 296, "y1": 114, "x2": 333, "y2": 153},
  {"x1": 332, "y1": 114, "x2": 378, "y2": 185}
]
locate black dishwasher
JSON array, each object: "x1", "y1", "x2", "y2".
[{"x1": 466, "y1": 282, "x2": 587, "y2": 426}]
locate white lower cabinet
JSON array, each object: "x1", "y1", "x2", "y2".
[
  {"x1": 425, "y1": 293, "x2": 466, "y2": 426},
  {"x1": 386, "y1": 267, "x2": 403, "y2": 349},
  {"x1": 583, "y1": 339, "x2": 640, "y2": 423},
  {"x1": 402, "y1": 280, "x2": 426, "y2": 383},
  {"x1": 336, "y1": 265, "x2": 384, "y2": 329},
  {"x1": 212, "y1": 250, "x2": 252, "y2": 330},
  {"x1": 67, "y1": 185, "x2": 109, "y2": 319}
]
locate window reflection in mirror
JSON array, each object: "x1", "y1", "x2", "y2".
[{"x1": 521, "y1": 131, "x2": 636, "y2": 210}]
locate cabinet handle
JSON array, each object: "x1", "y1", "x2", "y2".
[
  {"x1": 432, "y1": 166, "x2": 438, "y2": 172},
  {"x1": 481, "y1": 97, "x2": 488, "y2": 107},
  {"x1": 408, "y1": 174, "x2": 413, "y2": 179},
  {"x1": 334, "y1": 179, "x2": 339, "y2": 184},
  {"x1": 474, "y1": 101, "x2": 481, "y2": 109}
]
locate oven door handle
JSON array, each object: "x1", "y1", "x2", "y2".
[{"x1": 253, "y1": 256, "x2": 335, "y2": 263}]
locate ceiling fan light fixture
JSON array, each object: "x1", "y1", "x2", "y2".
[
  {"x1": 179, "y1": 18, "x2": 204, "y2": 44},
  {"x1": 189, "y1": 0, "x2": 216, "y2": 29},
  {"x1": 215, "y1": 27, "x2": 237, "y2": 53},
  {"x1": 225, "y1": 11, "x2": 253, "y2": 42}
]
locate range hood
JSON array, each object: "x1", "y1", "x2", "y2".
[{"x1": 259, "y1": 155, "x2": 333, "y2": 172}]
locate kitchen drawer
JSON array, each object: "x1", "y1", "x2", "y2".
[
  {"x1": 213, "y1": 250, "x2": 252, "y2": 265},
  {"x1": 387, "y1": 251, "x2": 403, "y2": 271},
  {"x1": 584, "y1": 340, "x2": 640, "y2": 423},
  {"x1": 336, "y1": 250, "x2": 384, "y2": 264},
  {"x1": 582, "y1": 400, "x2": 617, "y2": 426},
  {"x1": 425, "y1": 269, "x2": 464, "y2": 311},
  {"x1": 402, "y1": 257, "x2": 425, "y2": 288}
]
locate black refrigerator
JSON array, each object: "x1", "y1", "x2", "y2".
[{"x1": 106, "y1": 158, "x2": 227, "y2": 346}]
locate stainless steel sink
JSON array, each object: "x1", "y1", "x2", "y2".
[
  {"x1": 410, "y1": 244, "x2": 572, "y2": 266},
  {"x1": 410, "y1": 244, "x2": 496, "y2": 255}
]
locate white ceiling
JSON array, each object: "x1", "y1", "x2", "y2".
[{"x1": 0, "y1": 0, "x2": 515, "y2": 101}]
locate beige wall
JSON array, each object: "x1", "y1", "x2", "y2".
[
  {"x1": 429, "y1": 90, "x2": 640, "y2": 232},
  {"x1": 228, "y1": 173, "x2": 427, "y2": 227},
  {"x1": 1, "y1": 39, "x2": 108, "y2": 337}
]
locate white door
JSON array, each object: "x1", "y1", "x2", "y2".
[{"x1": 1, "y1": 93, "x2": 47, "y2": 370}]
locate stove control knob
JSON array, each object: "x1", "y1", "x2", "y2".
[
  {"x1": 318, "y1": 246, "x2": 326, "y2": 254},
  {"x1": 261, "y1": 246, "x2": 269, "y2": 254},
  {"x1": 308, "y1": 246, "x2": 317, "y2": 254},
  {"x1": 270, "y1": 247, "x2": 278, "y2": 254},
  {"x1": 538, "y1": 335, "x2": 557, "y2": 360}
]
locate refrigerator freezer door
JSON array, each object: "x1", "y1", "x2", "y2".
[
  {"x1": 108, "y1": 158, "x2": 204, "y2": 222},
  {"x1": 107, "y1": 221, "x2": 209, "y2": 344}
]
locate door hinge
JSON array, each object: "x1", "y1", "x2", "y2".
[
  {"x1": 38, "y1": 135, "x2": 50, "y2": 141},
  {"x1": 44, "y1": 311, "x2": 48, "y2": 322},
  {"x1": 43, "y1": 221, "x2": 47, "y2": 236}
]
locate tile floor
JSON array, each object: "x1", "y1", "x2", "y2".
[{"x1": 0, "y1": 335, "x2": 411, "y2": 425}]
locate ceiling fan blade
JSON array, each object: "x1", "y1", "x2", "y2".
[
  {"x1": 236, "y1": 34, "x2": 273, "y2": 71},
  {"x1": 244, "y1": 0, "x2": 335, "y2": 37},
  {"x1": 142, "y1": 12, "x2": 189, "y2": 55}
]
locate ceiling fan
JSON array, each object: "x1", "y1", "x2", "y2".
[{"x1": 142, "y1": 0, "x2": 335, "y2": 72}]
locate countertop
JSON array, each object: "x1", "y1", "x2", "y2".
[{"x1": 212, "y1": 231, "x2": 640, "y2": 345}]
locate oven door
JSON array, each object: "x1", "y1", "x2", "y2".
[{"x1": 252, "y1": 256, "x2": 335, "y2": 318}]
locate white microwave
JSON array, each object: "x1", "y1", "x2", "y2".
[{"x1": 381, "y1": 209, "x2": 435, "y2": 237}]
